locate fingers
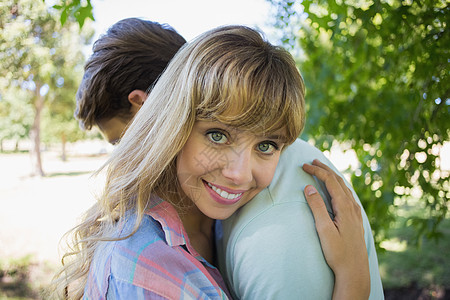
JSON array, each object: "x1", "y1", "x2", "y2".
[
  {"x1": 304, "y1": 185, "x2": 335, "y2": 236},
  {"x1": 303, "y1": 160, "x2": 346, "y2": 202},
  {"x1": 303, "y1": 160, "x2": 360, "y2": 218},
  {"x1": 303, "y1": 160, "x2": 370, "y2": 298},
  {"x1": 303, "y1": 184, "x2": 342, "y2": 275}
]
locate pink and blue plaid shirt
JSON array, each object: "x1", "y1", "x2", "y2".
[{"x1": 83, "y1": 197, "x2": 231, "y2": 299}]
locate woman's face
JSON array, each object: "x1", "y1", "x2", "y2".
[{"x1": 177, "y1": 120, "x2": 286, "y2": 220}]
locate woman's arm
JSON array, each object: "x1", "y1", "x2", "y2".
[{"x1": 303, "y1": 159, "x2": 370, "y2": 300}]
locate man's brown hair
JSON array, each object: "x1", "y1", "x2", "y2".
[{"x1": 75, "y1": 18, "x2": 186, "y2": 130}]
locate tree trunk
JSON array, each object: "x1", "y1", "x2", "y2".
[
  {"x1": 30, "y1": 84, "x2": 45, "y2": 177},
  {"x1": 61, "y1": 133, "x2": 67, "y2": 161}
]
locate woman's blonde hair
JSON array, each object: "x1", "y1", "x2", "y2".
[{"x1": 51, "y1": 25, "x2": 305, "y2": 299}]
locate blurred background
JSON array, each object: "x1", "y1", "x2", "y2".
[{"x1": 0, "y1": 0, "x2": 448, "y2": 299}]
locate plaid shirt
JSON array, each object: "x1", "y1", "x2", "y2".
[{"x1": 83, "y1": 197, "x2": 231, "y2": 299}]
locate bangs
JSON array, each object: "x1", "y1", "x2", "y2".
[{"x1": 194, "y1": 45, "x2": 305, "y2": 144}]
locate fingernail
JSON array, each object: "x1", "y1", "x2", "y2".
[{"x1": 306, "y1": 185, "x2": 317, "y2": 196}]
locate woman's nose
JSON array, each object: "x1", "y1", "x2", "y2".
[{"x1": 221, "y1": 148, "x2": 253, "y2": 186}]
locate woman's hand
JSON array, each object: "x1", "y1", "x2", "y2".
[{"x1": 302, "y1": 159, "x2": 370, "y2": 300}]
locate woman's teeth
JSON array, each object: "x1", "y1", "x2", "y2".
[{"x1": 207, "y1": 182, "x2": 242, "y2": 200}]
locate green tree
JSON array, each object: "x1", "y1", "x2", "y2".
[
  {"x1": 41, "y1": 22, "x2": 90, "y2": 161},
  {"x1": 0, "y1": 84, "x2": 34, "y2": 151},
  {"x1": 0, "y1": 0, "x2": 92, "y2": 175},
  {"x1": 268, "y1": 0, "x2": 449, "y2": 247},
  {"x1": 50, "y1": 0, "x2": 94, "y2": 28}
]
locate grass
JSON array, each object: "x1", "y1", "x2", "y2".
[
  {"x1": 379, "y1": 215, "x2": 450, "y2": 299},
  {"x1": 0, "y1": 256, "x2": 39, "y2": 299}
]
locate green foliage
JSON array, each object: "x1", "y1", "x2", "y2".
[
  {"x1": 49, "y1": 0, "x2": 94, "y2": 28},
  {"x1": 0, "y1": 86, "x2": 34, "y2": 143},
  {"x1": 268, "y1": 0, "x2": 449, "y2": 248}
]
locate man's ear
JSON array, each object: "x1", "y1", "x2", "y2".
[{"x1": 128, "y1": 89, "x2": 147, "y2": 114}]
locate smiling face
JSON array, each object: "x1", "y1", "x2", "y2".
[{"x1": 176, "y1": 120, "x2": 286, "y2": 220}]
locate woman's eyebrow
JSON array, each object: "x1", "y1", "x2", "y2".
[{"x1": 254, "y1": 133, "x2": 288, "y2": 142}]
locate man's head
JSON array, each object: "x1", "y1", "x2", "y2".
[{"x1": 75, "y1": 18, "x2": 186, "y2": 144}]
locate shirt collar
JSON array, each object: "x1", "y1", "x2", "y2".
[{"x1": 145, "y1": 196, "x2": 203, "y2": 259}]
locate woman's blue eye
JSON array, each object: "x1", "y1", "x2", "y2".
[
  {"x1": 207, "y1": 131, "x2": 228, "y2": 144},
  {"x1": 257, "y1": 142, "x2": 277, "y2": 154}
]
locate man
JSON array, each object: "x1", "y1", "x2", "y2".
[{"x1": 75, "y1": 18, "x2": 186, "y2": 144}]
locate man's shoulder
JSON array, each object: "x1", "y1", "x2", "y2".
[{"x1": 280, "y1": 139, "x2": 327, "y2": 165}]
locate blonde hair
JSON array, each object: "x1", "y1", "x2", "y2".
[{"x1": 51, "y1": 25, "x2": 305, "y2": 299}]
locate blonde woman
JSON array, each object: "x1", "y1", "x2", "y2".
[{"x1": 53, "y1": 25, "x2": 369, "y2": 299}]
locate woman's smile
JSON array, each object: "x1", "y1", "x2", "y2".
[{"x1": 203, "y1": 180, "x2": 245, "y2": 205}]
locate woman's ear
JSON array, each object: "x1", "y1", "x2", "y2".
[{"x1": 128, "y1": 89, "x2": 148, "y2": 114}]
